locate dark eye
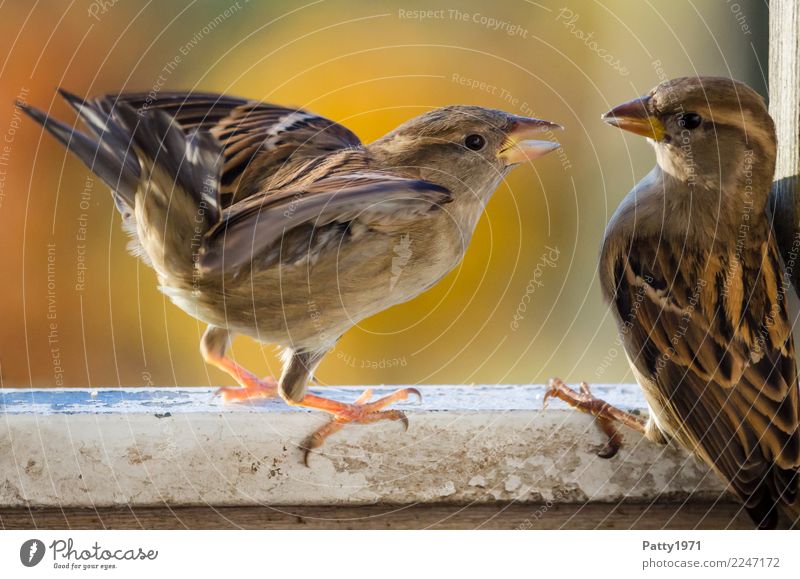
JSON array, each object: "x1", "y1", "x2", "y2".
[
  {"x1": 680, "y1": 112, "x2": 702, "y2": 130},
  {"x1": 464, "y1": 134, "x2": 486, "y2": 151}
]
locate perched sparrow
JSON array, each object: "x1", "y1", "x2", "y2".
[
  {"x1": 22, "y1": 90, "x2": 560, "y2": 463},
  {"x1": 547, "y1": 77, "x2": 799, "y2": 529}
]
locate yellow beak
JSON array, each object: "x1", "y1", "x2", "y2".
[
  {"x1": 498, "y1": 116, "x2": 562, "y2": 165},
  {"x1": 602, "y1": 96, "x2": 665, "y2": 141}
]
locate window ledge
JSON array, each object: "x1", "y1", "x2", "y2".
[{"x1": 0, "y1": 384, "x2": 729, "y2": 512}]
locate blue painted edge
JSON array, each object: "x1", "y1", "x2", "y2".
[{"x1": 0, "y1": 384, "x2": 646, "y2": 415}]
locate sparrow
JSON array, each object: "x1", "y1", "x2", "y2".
[
  {"x1": 546, "y1": 77, "x2": 800, "y2": 529},
  {"x1": 21, "y1": 90, "x2": 561, "y2": 464}
]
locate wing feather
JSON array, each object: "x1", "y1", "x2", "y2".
[
  {"x1": 603, "y1": 231, "x2": 800, "y2": 527},
  {"x1": 90, "y1": 91, "x2": 361, "y2": 204},
  {"x1": 198, "y1": 172, "x2": 451, "y2": 275}
]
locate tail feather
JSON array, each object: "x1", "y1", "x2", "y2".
[
  {"x1": 778, "y1": 469, "x2": 800, "y2": 529},
  {"x1": 186, "y1": 129, "x2": 222, "y2": 221},
  {"x1": 745, "y1": 468, "x2": 800, "y2": 529},
  {"x1": 112, "y1": 103, "x2": 221, "y2": 225},
  {"x1": 746, "y1": 494, "x2": 780, "y2": 529},
  {"x1": 782, "y1": 501, "x2": 800, "y2": 529},
  {"x1": 23, "y1": 90, "x2": 223, "y2": 279},
  {"x1": 19, "y1": 100, "x2": 139, "y2": 206},
  {"x1": 111, "y1": 102, "x2": 223, "y2": 275},
  {"x1": 58, "y1": 89, "x2": 141, "y2": 185}
]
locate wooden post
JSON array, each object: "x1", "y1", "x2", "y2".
[{"x1": 770, "y1": 0, "x2": 800, "y2": 287}]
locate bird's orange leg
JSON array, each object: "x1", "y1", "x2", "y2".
[
  {"x1": 287, "y1": 387, "x2": 421, "y2": 465},
  {"x1": 208, "y1": 355, "x2": 279, "y2": 402},
  {"x1": 544, "y1": 378, "x2": 645, "y2": 458},
  {"x1": 201, "y1": 326, "x2": 278, "y2": 402}
]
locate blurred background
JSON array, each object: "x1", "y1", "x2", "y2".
[{"x1": 0, "y1": 0, "x2": 768, "y2": 389}]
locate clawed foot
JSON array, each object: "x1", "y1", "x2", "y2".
[
  {"x1": 214, "y1": 377, "x2": 279, "y2": 402},
  {"x1": 545, "y1": 378, "x2": 628, "y2": 458},
  {"x1": 300, "y1": 387, "x2": 421, "y2": 466}
]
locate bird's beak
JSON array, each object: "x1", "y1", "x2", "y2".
[
  {"x1": 498, "y1": 116, "x2": 562, "y2": 165},
  {"x1": 602, "y1": 96, "x2": 665, "y2": 141}
]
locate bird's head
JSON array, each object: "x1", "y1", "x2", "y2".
[
  {"x1": 369, "y1": 105, "x2": 561, "y2": 201},
  {"x1": 602, "y1": 76, "x2": 776, "y2": 193}
]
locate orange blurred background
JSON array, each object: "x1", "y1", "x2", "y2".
[{"x1": 0, "y1": 0, "x2": 767, "y2": 389}]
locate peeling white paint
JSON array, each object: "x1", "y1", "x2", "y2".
[
  {"x1": 0, "y1": 386, "x2": 726, "y2": 508},
  {"x1": 505, "y1": 475, "x2": 522, "y2": 493},
  {"x1": 468, "y1": 475, "x2": 487, "y2": 487}
]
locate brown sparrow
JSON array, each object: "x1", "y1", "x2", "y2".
[
  {"x1": 22, "y1": 90, "x2": 561, "y2": 464},
  {"x1": 547, "y1": 77, "x2": 799, "y2": 529}
]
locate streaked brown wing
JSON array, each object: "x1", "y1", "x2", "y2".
[
  {"x1": 92, "y1": 92, "x2": 361, "y2": 204},
  {"x1": 199, "y1": 172, "x2": 452, "y2": 276},
  {"x1": 603, "y1": 232, "x2": 800, "y2": 524}
]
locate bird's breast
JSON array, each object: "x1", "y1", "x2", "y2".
[{"x1": 181, "y1": 214, "x2": 467, "y2": 348}]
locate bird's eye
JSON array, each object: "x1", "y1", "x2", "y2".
[
  {"x1": 680, "y1": 112, "x2": 703, "y2": 130},
  {"x1": 464, "y1": 134, "x2": 486, "y2": 151}
]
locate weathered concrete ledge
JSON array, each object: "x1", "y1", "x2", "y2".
[{"x1": 0, "y1": 385, "x2": 726, "y2": 509}]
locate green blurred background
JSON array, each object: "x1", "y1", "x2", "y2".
[{"x1": 0, "y1": 0, "x2": 768, "y2": 389}]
